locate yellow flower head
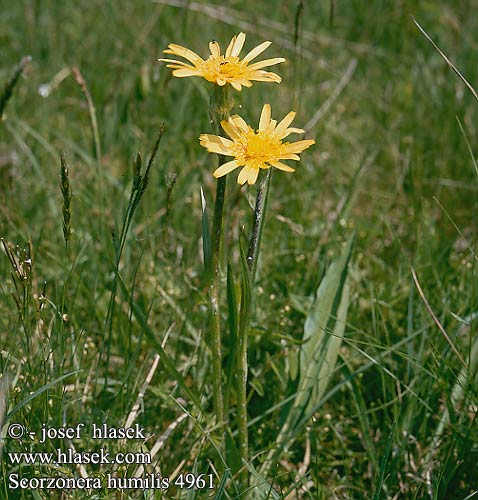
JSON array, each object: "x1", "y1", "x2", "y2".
[
  {"x1": 158, "y1": 33, "x2": 285, "y2": 91},
  {"x1": 200, "y1": 104, "x2": 315, "y2": 185}
]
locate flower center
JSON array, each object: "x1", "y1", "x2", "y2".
[
  {"x1": 199, "y1": 55, "x2": 248, "y2": 82},
  {"x1": 231, "y1": 129, "x2": 282, "y2": 168}
]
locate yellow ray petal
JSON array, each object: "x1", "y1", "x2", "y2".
[
  {"x1": 209, "y1": 41, "x2": 221, "y2": 57},
  {"x1": 213, "y1": 160, "x2": 239, "y2": 178},
  {"x1": 282, "y1": 139, "x2": 315, "y2": 154},
  {"x1": 259, "y1": 104, "x2": 271, "y2": 131},
  {"x1": 220, "y1": 120, "x2": 243, "y2": 140},
  {"x1": 172, "y1": 68, "x2": 201, "y2": 77},
  {"x1": 278, "y1": 154, "x2": 301, "y2": 161},
  {"x1": 158, "y1": 58, "x2": 194, "y2": 67},
  {"x1": 270, "y1": 161, "x2": 295, "y2": 172},
  {"x1": 243, "y1": 41, "x2": 272, "y2": 62},
  {"x1": 225, "y1": 35, "x2": 236, "y2": 58},
  {"x1": 279, "y1": 127, "x2": 305, "y2": 139},
  {"x1": 199, "y1": 134, "x2": 233, "y2": 147},
  {"x1": 231, "y1": 32, "x2": 246, "y2": 57},
  {"x1": 165, "y1": 63, "x2": 189, "y2": 68},
  {"x1": 274, "y1": 111, "x2": 296, "y2": 137},
  {"x1": 248, "y1": 57, "x2": 286, "y2": 70},
  {"x1": 248, "y1": 70, "x2": 282, "y2": 83},
  {"x1": 238, "y1": 165, "x2": 258, "y2": 185},
  {"x1": 164, "y1": 44, "x2": 203, "y2": 64},
  {"x1": 199, "y1": 134, "x2": 233, "y2": 155},
  {"x1": 165, "y1": 64, "x2": 197, "y2": 70},
  {"x1": 229, "y1": 115, "x2": 249, "y2": 132},
  {"x1": 236, "y1": 79, "x2": 253, "y2": 88},
  {"x1": 230, "y1": 80, "x2": 242, "y2": 91},
  {"x1": 246, "y1": 166, "x2": 260, "y2": 185}
]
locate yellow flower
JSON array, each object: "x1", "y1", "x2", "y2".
[
  {"x1": 158, "y1": 33, "x2": 285, "y2": 91},
  {"x1": 200, "y1": 104, "x2": 315, "y2": 185}
]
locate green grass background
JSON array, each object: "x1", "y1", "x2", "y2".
[{"x1": 1, "y1": 0, "x2": 478, "y2": 498}]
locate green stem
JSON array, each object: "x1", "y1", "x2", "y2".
[
  {"x1": 210, "y1": 175, "x2": 226, "y2": 440},
  {"x1": 209, "y1": 85, "x2": 233, "y2": 450},
  {"x1": 237, "y1": 286, "x2": 250, "y2": 479},
  {"x1": 247, "y1": 170, "x2": 272, "y2": 283},
  {"x1": 237, "y1": 169, "x2": 272, "y2": 482}
]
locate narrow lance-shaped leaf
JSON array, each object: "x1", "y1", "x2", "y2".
[
  {"x1": 292, "y1": 234, "x2": 353, "y2": 430},
  {"x1": 224, "y1": 262, "x2": 239, "y2": 419},
  {"x1": 238, "y1": 230, "x2": 252, "y2": 335},
  {"x1": 261, "y1": 234, "x2": 354, "y2": 474},
  {"x1": 200, "y1": 187, "x2": 212, "y2": 277}
]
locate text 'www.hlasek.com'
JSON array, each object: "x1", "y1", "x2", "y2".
[{"x1": 5, "y1": 422, "x2": 215, "y2": 491}]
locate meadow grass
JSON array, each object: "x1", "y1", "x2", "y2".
[{"x1": 1, "y1": 1, "x2": 478, "y2": 499}]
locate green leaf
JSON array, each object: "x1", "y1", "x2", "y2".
[
  {"x1": 244, "y1": 459, "x2": 281, "y2": 500},
  {"x1": 261, "y1": 234, "x2": 354, "y2": 474},
  {"x1": 303, "y1": 280, "x2": 350, "y2": 415},
  {"x1": 225, "y1": 428, "x2": 242, "y2": 476},
  {"x1": 373, "y1": 418, "x2": 398, "y2": 500},
  {"x1": 238, "y1": 230, "x2": 252, "y2": 336},
  {"x1": 288, "y1": 292, "x2": 313, "y2": 316},
  {"x1": 297, "y1": 234, "x2": 354, "y2": 419},
  {"x1": 214, "y1": 467, "x2": 233, "y2": 499},
  {"x1": 301, "y1": 237, "x2": 353, "y2": 372},
  {"x1": 288, "y1": 347, "x2": 299, "y2": 381},
  {"x1": 224, "y1": 262, "x2": 239, "y2": 418},
  {"x1": 200, "y1": 187, "x2": 212, "y2": 278},
  {"x1": 226, "y1": 262, "x2": 239, "y2": 350}
]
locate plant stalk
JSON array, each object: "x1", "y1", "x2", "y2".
[
  {"x1": 237, "y1": 169, "x2": 272, "y2": 480},
  {"x1": 247, "y1": 170, "x2": 272, "y2": 282},
  {"x1": 209, "y1": 85, "x2": 233, "y2": 450}
]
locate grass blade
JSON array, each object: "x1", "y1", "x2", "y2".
[
  {"x1": 5, "y1": 371, "x2": 79, "y2": 421},
  {"x1": 413, "y1": 17, "x2": 478, "y2": 102},
  {"x1": 373, "y1": 418, "x2": 398, "y2": 500},
  {"x1": 0, "y1": 56, "x2": 31, "y2": 120},
  {"x1": 116, "y1": 273, "x2": 204, "y2": 413},
  {"x1": 245, "y1": 459, "x2": 280, "y2": 500}
]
